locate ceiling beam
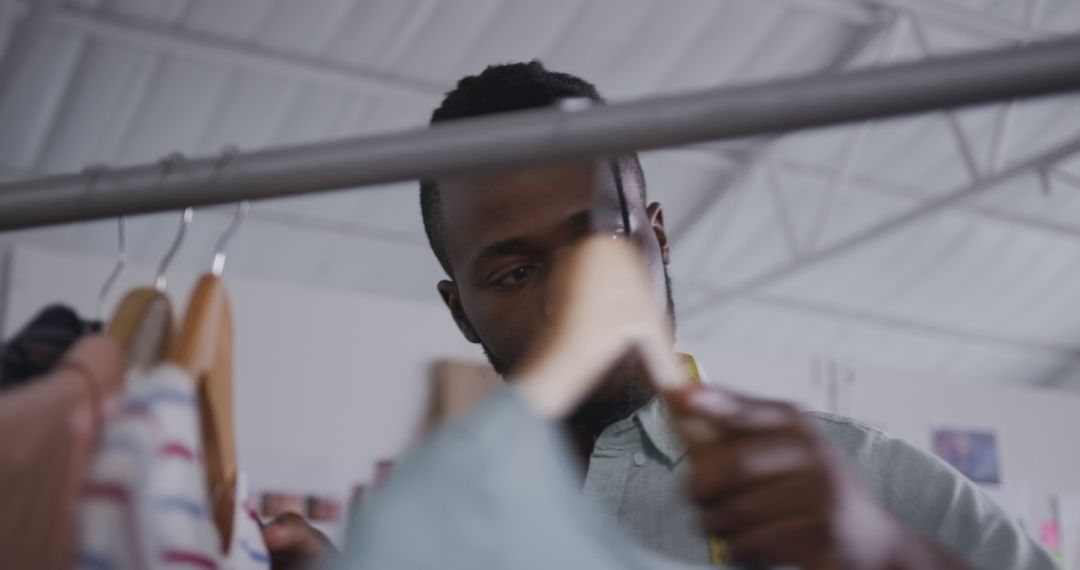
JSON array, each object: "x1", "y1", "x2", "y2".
[
  {"x1": 10, "y1": 2, "x2": 443, "y2": 105},
  {"x1": 239, "y1": 207, "x2": 425, "y2": 247},
  {"x1": 678, "y1": 1, "x2": 1067, "y2": 314},
  {"x1": 683, "y1": 133, "x2": 1080, "y2": 319},
  {"x1": 665, "y1": 138, "x2": 774, "y2": 247},
  {"x1": 861, "y1": 0, "x2": 1049, "y2": 43},
  {"x1": 802, "y1": 17, "x2": 906, "y2": 250},
  {"x1": 773, "y1": 0, "x2": 879, "y2": 26},
  {"x1": 668, "y1": 16, "x2": 892, "y2": 247},
  {"x1": 783, "y1": 0, "x2": 1056, "y2": 44},
  {"x1": 682, "y1": 0, "x2": 1061, "y2": 260},
  {"x1": 1051, "y1": 166, "x2": 1080, "y2": 191},
  {"x1": 741, "y1": 292, "x2": 1080, "y2": 358},
  {"x1": 780, "y1": 158, "x2": 1080, "y2": 243},
  {"x1": 0, "y1": 0, "x2": 59, "y2": 105},
  {"x1": 0, "y1": 0, "x2": 16, "y2": 62},
  {"x1": 781, "y1": 0, "x2": 1053, "y2": 42}
]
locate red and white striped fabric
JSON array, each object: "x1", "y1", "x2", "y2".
[{"x1": 76, "y1": 364, "x2": 269, "y2": 570}]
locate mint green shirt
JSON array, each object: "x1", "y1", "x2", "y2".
[
  {"x1": 583, "y1": 396, "x2": 1059, "y2": 569},
  {"x1": 346, "y1": 385, "x2": 1056, "y2": 569}
]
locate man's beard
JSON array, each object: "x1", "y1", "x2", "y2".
[{"x1": 481, "y1": 267, "x2": 677, "y2": 437}]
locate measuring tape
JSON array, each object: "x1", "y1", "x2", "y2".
[{"x1": 678, "y1": 353, "x2": 729, "y2": 566}]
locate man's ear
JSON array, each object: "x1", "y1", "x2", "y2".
[
  {"x1": 646, "y1": 202, "x2": 670, "y2": 266},
  {"x1": 437, "y1": 279, "x2": 482, "y2": 344}
]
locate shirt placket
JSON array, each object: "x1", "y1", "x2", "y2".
[{"x1": 582, "y1": 422, "x2": 640, "y2": 527}]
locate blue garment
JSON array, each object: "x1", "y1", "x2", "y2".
[
  {"x1": 340, "y1": 387, "x2": 714, "y2": 569},
  {"x1": 343, "y1": 383, "x2": 1058, "y2": 569}
]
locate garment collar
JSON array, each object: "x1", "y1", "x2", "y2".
[{"x1": 631, "y1": 353, "x2": 708, "y2": 467}]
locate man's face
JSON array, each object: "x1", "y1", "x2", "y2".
[{"x1": 435, "y1": 160, "x2": 674, "y2": 432}]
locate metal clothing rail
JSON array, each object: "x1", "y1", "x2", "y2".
[{"x1": 3, "y1": 35, "x2": 1080, "y2": 230}]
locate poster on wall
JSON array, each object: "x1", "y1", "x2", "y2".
[{"x1": 931, "y1": 428, "x2": 1001, "y2": 485}]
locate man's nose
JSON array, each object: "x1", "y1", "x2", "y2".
[
  {"x1": 538, "y1": 249, "x2": 570, "y2": 326},
  {"x1": 539, "y1": 275, "x2": 553, "y2": 325}
]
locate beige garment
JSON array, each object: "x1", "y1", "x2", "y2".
[
  {"x1": 428, "y1": 359, "x2": 501, "y2": 423},
  {"x1": 0, "y1": 335, "x2": 123, "y2": 570}
]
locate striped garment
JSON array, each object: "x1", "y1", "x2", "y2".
[{"x1": 77, "y1": 364, "x2": 269, "y2": 570}]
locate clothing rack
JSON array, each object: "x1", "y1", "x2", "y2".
[{"x1": 3, "y1": 35, "x2": 1080, "y2": 231}]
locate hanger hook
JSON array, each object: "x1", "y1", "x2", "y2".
[
  {"x1": 158, "y1": 152, "x2": 186, "y2": 176},
  {"x1": 156, "y1": 208, "x2": 193, "y2": 291},
  {"x1": 212, "y1": 201, "x2": 249, "y2": 276},
  {"x1": 95, "y1": 217, "x2": 127, "y2": 320}
]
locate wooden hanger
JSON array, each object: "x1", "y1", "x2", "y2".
[
  {"x1": 169, "y1": 272, "x2": 236, "y2": 552},
  {"x1": 168, "y1": 202, "x2": 246, "y2": 553},
  {"x1": 107, "y1": 213, "x2": 191, "y2": 367},
  {"x1": 515, "y1": 234, "x2": 690, "y2": 418},
  {"x1": 108, "y1": 289, "x2": 175, "y2": 368}
]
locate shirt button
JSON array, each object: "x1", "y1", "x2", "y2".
[{"x1": 633, "y1": 452, "x2": 646, "y2": 466}]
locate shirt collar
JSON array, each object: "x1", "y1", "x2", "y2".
[
  {"x1": 633, "y1": 397, "x2": 688, "y2": 466},
  {"x1": 630, "y1": 353, "x2": 709, "y2": 467}
]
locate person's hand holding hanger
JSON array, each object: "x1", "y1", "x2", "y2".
[{"x1": 514, "y1": 230, "x2": 972, "y2": 570}]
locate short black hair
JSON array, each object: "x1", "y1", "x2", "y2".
[{"x1": 420, "y1": 60, "x2": 646, "y2": 277}]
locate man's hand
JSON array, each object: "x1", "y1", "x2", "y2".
[
  {"x1": 666, "y1": 386, "x2": 971, "y2": 570},
  {"x1": 262, "y1": 513, "x2": 337, "y2": 570}
]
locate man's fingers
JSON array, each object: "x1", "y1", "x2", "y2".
[
  {"x1": 263, "y1": 512, "x2": 330, "y2": 557},
  {"x1": 699, "y1": 473, "x2": 830, "y2": 536},
  {"x1": 726, "y1": 514, "x2": 838, "y2": 568},
  {"x1": 262, "y1": 513, "x2": 306, "y2": 549},
  {"x1": 262, "y1": 513, "x2": 337, "y2": 570},
  {"x1": 667, "y1": 386, "x2": 805, "y2": 434},
  {"x1": 687, "y1": 434, "x2": 820, "y2": 499},
  {"x1": 666, "y1": 385, "x2": 745, "y2": 417}
]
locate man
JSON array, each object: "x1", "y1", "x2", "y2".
[{"x1": 265, "y1": 62, "x2": 1056, "y2": 569}]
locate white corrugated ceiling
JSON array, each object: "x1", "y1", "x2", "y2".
[{"x1": 2, "y1": 0, "x2": 1080, "y2": 388}]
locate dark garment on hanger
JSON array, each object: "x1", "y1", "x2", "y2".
[{"x1": 0, "y1": 305, "x2": 102, "y2": 390}]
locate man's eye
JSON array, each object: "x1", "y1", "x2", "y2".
[{"x1": 493, "y1": 265, "x2": 536, "y2": 287}]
